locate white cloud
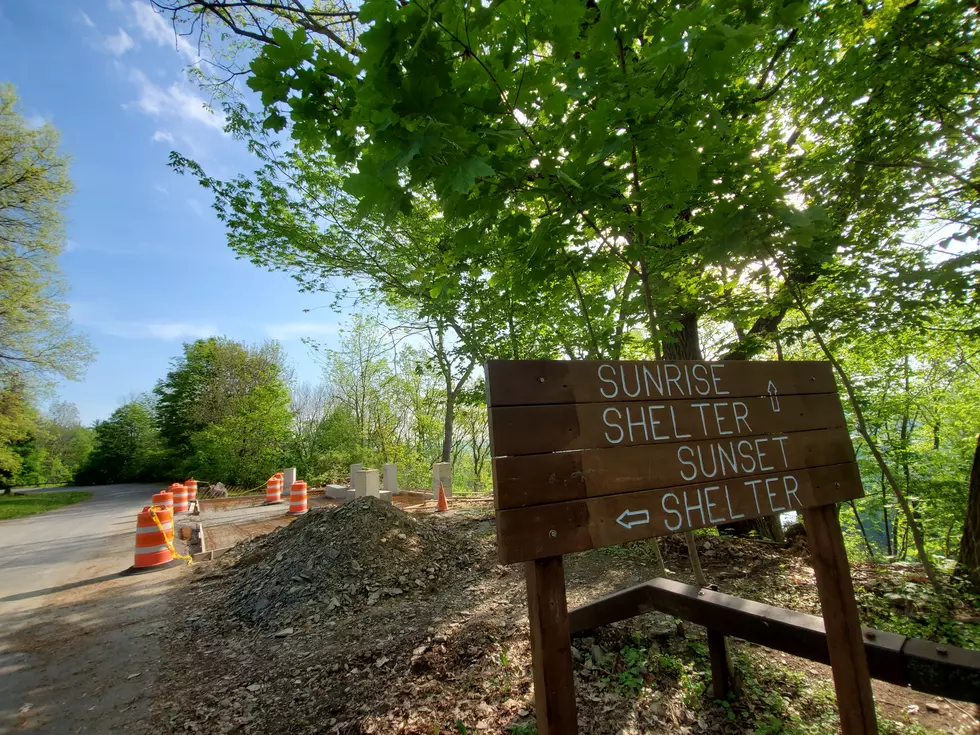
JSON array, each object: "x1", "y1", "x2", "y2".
[
  {"x1": 130, "y1": 1, "x2": 197, "y2": 62},
  {"x1": 103, "y1": 27, "x2": 134, "y2": 55},
  {"x1": 127, "y1": 69, "x2": 225, "y2": 130},
  {"x1": 24, "y1": 114, "x2": 49, "y2": 129},
  {"x1": 265, "y1": 322, "x2": 341, "y2": 341},
  {"x1": 152, "y1": 130, "x2": 174, "y2": 144},
  {"x1": 64, "y1": 239, "x2": 78, "y2": 253},
  {"x1": 186, "y1": 198, "x2": 205, "y2": 216},
  {"x1": 69, "y1": 301, "x2": 216, "y2": 341},
  {"x1": 102, "y1": 321, "x2": 217, "y2": 341},
  {"x1": 78, "y1": 10, "x2": 96, "y2": 28},
  {"x1": 154, "y1": 184, "x2": 170, "y2": 196}
]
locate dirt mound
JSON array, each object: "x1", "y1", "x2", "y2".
[{"x1": 215, "y1": 497, "x2": 478, "y2": 627}]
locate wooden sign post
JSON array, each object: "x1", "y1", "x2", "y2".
[{"x1": 486, "y1": 360, "x2": 877, "y2": 735}]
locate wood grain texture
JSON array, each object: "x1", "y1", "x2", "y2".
[
  {"x1": 525, "y1": 556, "x2": 578, "y2": 735},
  {"x1": 497, "y1": 463, "x2": 863, "y2": 563},
  {"x1": 802, "y1": 504, "x2": 879, "y2": 735},
  {"x1": 486, "y1": 360, "x2": 835, "y2": 406},
  {"x1": 490, "y1": 393, "x2": 846, "y2": 456},
  {"x1": 494, "y1": 427, "x2": 856, "y2": 509}
]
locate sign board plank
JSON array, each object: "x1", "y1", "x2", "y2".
[
  {"x1": 490, "y1": 393, "x2": 845, "y2": 457},
  {"x1": 494, "y1": 426, "x2": 856, "y2": 510},
  {"x1": 486, "y1": 360, "x2": 835, "y2": 407},
  {"x1": 485, "y1": 359, "x2": 876, "y2": 735},
  {"x1": 496, "y1": 462, "x2": 862, "y2": 564}
]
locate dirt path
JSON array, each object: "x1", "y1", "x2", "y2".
[{"x1": 0, "y1": 484, "x2": 187, "y2": 735}]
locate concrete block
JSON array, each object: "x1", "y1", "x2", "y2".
[
  {"x1": 345, "y1": 489, "x2": 356, "y2": 503},
  {"x1": 283, "y1": 468, "x2": 297, "y2": 495},
  {"x1": 379, "y1": 491, "x2": 393, "y2": 504},
  {"x1": 323, "y1": 484, "x2": 348, "y2": 500},
  {"x1": 355, "y1": 469, "x2": 380, "y2": 498},
  {"x1": 349, "y1": 463, "x2": 363, "y2": 487},
  {"x1": 383, "y1": 463, "x2": 398, "y2": 494},
  {"x1": 431, "y1": 462, "x2": 453, "y2": 498}
]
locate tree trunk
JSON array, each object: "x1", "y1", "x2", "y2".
[
  {"x1": 775, "y1": 258, "x2": 944, "y2": 596},
  {"x1": 954, "y1": 435, "x2": 980, "y2": 592},
  {"x1": 661, "y1": 312, "x2": 703, "y2": 361},
  {"x1": 441, "y1": 390, "x2": 455, "y2": 464},
  {"x1": 849, "y1": 500, "x2": 875, "y2": 558},
  {"x1": 882, "y1": 469, "x2": 892, "y2": 556}
]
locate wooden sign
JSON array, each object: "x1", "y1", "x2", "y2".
[
  {"x1": 487, "y1": 360, "x2": 863, "y2": 565},
  {"x1": 486, "y1": 360, "x2": 877, "y2": 735}
]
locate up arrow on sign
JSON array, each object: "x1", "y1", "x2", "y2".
[
  {"x1": 616, "y1": 509, "x2": 650, "y2": 530},
  {"x1": 767, "y1": 380, "x2": 780, "y2": 412}
]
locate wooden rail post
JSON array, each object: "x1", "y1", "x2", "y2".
[
  {"x1": 707, "y1": 630, "x2": 730, "y2": 699},
  {"x1": 526, "y1": 556, "x2": 578, "y2": 735},
  {"x1": 803, "y1": 504, "x2": 878, "y2": 735}
]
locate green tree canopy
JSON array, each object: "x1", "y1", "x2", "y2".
[
  {"x1": 0, "y1": 84, "x2": 93, "y2": 382},
  {"x1": 154, "y1": 337, "x2": 293, "y2": 484},
  {"x1": 76, "y1": 400, "x2": 164, "y2": 485}
]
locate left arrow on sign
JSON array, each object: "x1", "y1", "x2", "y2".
[{"x1": 616, "y1": 509, "x2": 650, "y2": 530}]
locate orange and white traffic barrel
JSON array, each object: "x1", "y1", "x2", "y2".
[
  {"x1": 172, "y1": 482, "x2": 189, "y2": 513},
  {"x1": 265, "y1": 475, "x2": 282, "y2": 504},
  {"x1": 152, "y1": 490, "x2": 173, "y2": 511},
  {"x1": 125, "y1": 505, "x2": 177, "y2": 573},
  {"x1": 184, "y1": 478, "x2": 198, "y2": 503},
  {"x1": 287, "y1": 480, "x2": 308, "y2": 515}
]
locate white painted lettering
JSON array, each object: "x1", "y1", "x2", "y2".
[
  {"x1": 684, "y1": 488, "x2": 706, "y2": 527},
  {"x1": 745, "y1": 478, "x2": 763, "y2": 514},
  {"x1": 598, "y1": 364, "x2": 618, "y2": 399},
  {"x1": 697, "y1": 444, "x2": 719, "y2": 479},
  {"x1": 724, "y1": 484, "x2": 746, "y2": 520},
  {"x1": 642, "y1": 365, "x2": 664, "y2": 397},
  {"x1": 772, "y1": 435, "x2": 789, "y2": 466},
  {"x1": 692, "y1": 363, "x2": 711, "y2": 395},
  {"x1": 754, "y1": 438, "x2": 774, "y2": 471},
  {"x1": 710, "y1": 364, "x2": 729, "y2": 395},
  {"x1": 678, "y1": 446, "x2": 697, "y2": 481},
  {"x1": 693, "y1": 403, "x2": 711, "y2": 435},
  {"x1": 683, "y1": 364, "x2": 693, "y2": 395},
  {"x1": 621, "y1": 365, "x2": 641, "y2": 398},
  {"x1": 717, "y1": 442, "x2": 738, "y2": 475},
  {"x1": 732, "y1": 401, "x2": 751, "y2": 434},
  {"x1": 647, "y1": 405, "x2": 669, "y2": 441},
  {"x1": 668, "y1": 405, "x2": 691, "y2": 439},
  {"x1": 602, "y1": 407, "x2": 624, "y2": 444},
  {"x1": 664, "y1": 364, "x2": 682, "y2": 396},
  {"x1": 712, "y1": 402, "x2": 733, "y2": 435},
  {"x1": 662, "y1": 493, "x2": 682, "y2": 531},
  {"x1": 704, "y1": 485, "x2": 725, "y2": 524},
  {"x1": 783, "y1": 475, "x2": 801, "y2": 508},
  {"x1": 765, "y1": 476, "x2": 785, "y2": 511},
  {"x1": 625, "y1": 404, "x2": 648, "y2": 442},
  {"x1": 737, "y1": 440, "x2": 757, "y2": 473}
]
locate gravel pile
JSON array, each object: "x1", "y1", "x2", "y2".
[{"x1": 215, "y1": 497, "x2": 477, "y2": 627}]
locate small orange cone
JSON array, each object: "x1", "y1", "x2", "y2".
[{"x1": 436, "y1": 480, "x2": 449, "y2": 512}]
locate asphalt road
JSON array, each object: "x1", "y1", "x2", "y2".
[{"x1": 0, "y1": 483, "x2": 163, "y2": 733}]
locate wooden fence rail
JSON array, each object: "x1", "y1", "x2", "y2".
[{"x1": 569, "y1": 578, "x2": 980, "y2": 705}]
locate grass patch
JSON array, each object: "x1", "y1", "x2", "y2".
[{"x1": 0, "y1": 491, "x2": 92, "y2": 520}]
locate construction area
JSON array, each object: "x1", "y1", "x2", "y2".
[
  {"x1": 80, "y1": 463, "x2": 969, "y2": 735},
  {"x1": 4, "y1": 465, "x2": 979, "y2": 735}
]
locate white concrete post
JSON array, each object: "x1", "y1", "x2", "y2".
[
  {"x1": 355, "y1": 469, "x2": 380, "y2": 498},
  {"x1": 282, "y1": 468, "x2": 297, "y2": 498},
  {"x1": 383, "y1": 463, "x2": 398, "y2": 494},
  {"x1": 431, "y1": 462, "x2": 452, "y2": 499},
  {"x1": 349, "y1": 463, "x2": 362, "y2": 487}
]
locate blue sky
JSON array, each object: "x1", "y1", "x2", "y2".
[{"x1": 0, "y1": 1, "x2": 350, "y2": 424}]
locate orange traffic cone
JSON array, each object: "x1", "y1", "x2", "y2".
[{"x1": 436, "y1": 480, "x2": 449, "y2": 512}]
